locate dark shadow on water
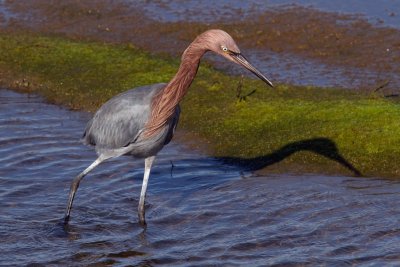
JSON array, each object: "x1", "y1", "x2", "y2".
[{"x1": 218, "y1": 138, "x2": 362, "y2": 176}]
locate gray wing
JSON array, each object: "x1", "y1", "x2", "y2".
[{"x1": 83, "y1": 83, "x2": 166, "y2": 149}]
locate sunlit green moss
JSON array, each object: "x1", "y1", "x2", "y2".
[
  {"x1": 0, "y1": 32, "x2": 399, "y2": 177},
  {"x1": 0, "y1": 34, "x2": 177, "y2": 109}
]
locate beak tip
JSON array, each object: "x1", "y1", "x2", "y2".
[
  {"x1": 264, "y1": 79, "x2": 273, "y2": 88},
  {"x1": 232, "y1": 53, "x2": 274, "y2": 89}
]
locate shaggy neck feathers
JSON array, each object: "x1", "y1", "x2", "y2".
[{"x1": 143, "y1": 40, "x2": 206, "y2": 138}]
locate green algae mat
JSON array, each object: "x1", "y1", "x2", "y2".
[{"x1": 0, "y1": 33, "x2": 399, "y2": 177}]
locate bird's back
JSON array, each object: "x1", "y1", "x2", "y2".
[{"x1": 83, "y1": 83, "x2": 169, "y2": 154}]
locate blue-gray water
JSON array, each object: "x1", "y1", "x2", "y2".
[
  {"x1": 137, "y1": 0, "x2": 400, "y2": 28},
  {"x1": 1, "y1": 89, "x2": 400, "y2": 265}
]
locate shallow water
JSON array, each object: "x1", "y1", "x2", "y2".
[
  {"x1": 1, "y1": 89, "x2": 400, "y2": 265},
  {"x1": 137, "y1": 0, "x2": 400, "y2": 28},
  {"x1": 0, "y1": 0, "x2": 15, "y2": 24}
]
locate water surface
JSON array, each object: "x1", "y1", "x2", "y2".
[
  {"x1": 2, "y1": 90, "x2": 400, "y2": 265},
  {"x1": 137, "y1": 0, "x2": 400, "y2": 28}
]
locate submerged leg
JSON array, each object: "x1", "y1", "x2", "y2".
[
  {"x1": 138, "y1": 156, "x2": 155, "y2": 225},
  {"x1": 64, "y1": 156, "x2": 105, "y2": 223}
]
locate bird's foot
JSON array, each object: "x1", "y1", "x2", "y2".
[
  {"x1": 138, "y1": 210, "x2": 146, "y2": 227},
  {"x1": 139, "y1": 218, "x2": 147, "y2": 228},
  {"x1": 63, "y1": 214, "x2": 70, "y2": 225}
]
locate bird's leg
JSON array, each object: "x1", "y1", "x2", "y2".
[
  {"x1": 170, "y1": 160, "x2": 174, "y2": 178},
  {"x1": 64, "y1": 156, "x2": 105, "y2": 223},
  {"x1": 138, "y1": 156, "x2": 155, "y2": 225}
]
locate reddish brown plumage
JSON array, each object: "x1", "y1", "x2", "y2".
[
  {"x1": 143, "y1": 50, "x2": 202, "y2": 138},
  {"x1": 143, "y1": 29, "x2": 237, "y2": 138}
]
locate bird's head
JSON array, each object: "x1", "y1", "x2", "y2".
[{"x1": 200, "y1": 29, "x2": 273, "y2": 87}]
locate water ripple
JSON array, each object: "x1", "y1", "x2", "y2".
[{"x1": 1, "y1": 89, "x2": 400, "y2": 266}]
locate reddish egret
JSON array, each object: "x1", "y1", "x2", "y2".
[{"x1": 64, "y1": 29, "x2": 273, "y2": 224}]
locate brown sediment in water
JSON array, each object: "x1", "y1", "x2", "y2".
[{"x1": 2, "y1": 0, "x2": 399, "y2": 92}]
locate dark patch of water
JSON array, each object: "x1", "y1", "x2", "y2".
[{"x1": 1, "y1": 89, "x2": 400, "y2": 265}]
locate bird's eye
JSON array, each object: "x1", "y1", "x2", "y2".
[{"x1": 221, "y1": 46, "x2": 228, "y2": 52}]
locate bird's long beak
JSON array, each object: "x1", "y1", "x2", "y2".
[{"x1": 231, "y1": 52, "x2": 273, "y2": 87}]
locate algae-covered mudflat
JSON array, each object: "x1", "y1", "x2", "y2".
[{"x1": 1, "y1": 33, "x2": 399, "y2": 177}]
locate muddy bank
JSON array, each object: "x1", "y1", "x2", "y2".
[
  {"x1": 1, "y1": 0, "x2": 399, "y2": 91},
  {"x1": 0, "y1": 1, "x2": 399, "y2": 177},
  {"x1": 1, "y1": 32, "x2": 399, "y2": 178}
]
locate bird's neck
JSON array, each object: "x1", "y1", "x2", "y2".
[
  {"x1": 161, "y1": 46, "x2": 204, "y2": 105},
  {"x1": 143, "y1": 44, "x2": 206, "y2": 137}
]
